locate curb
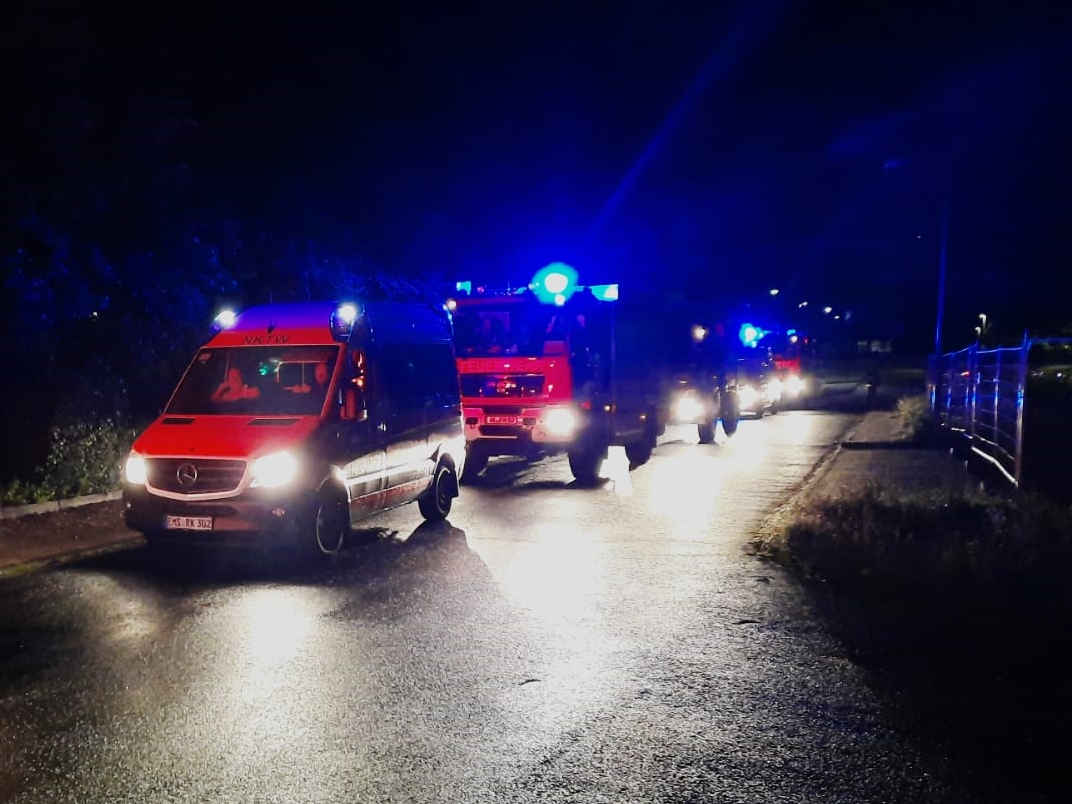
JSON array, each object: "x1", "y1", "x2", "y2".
[
  {"x1": 0, "y1": 535, "x2": 145, "y2": 579},
  {"x1": 0, "y1": 490, "x2": 123, "y2": 520},
  {"x1": 840, "y1": 439, "x2": 939, "y2": 451}
]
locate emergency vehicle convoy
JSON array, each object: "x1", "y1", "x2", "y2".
[
  {"x1": 450, "y1": 264, "x2": 668, "y2": 484},
  {"x1": 122, "y1": 301, "x2": 466, "y2": 556}
]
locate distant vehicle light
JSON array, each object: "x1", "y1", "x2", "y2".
[
  {"x1": 673, "y1": 393, "x2": 704, "y2": 423},
  {"x1": 739, "y1": 384, "x2": 760, "y2": 409}
]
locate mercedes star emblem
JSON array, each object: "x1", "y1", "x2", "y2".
[{"x1": 176, "y1": 462, "x2": 198, "y2": 487}]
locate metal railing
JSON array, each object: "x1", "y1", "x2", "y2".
[{"x1": 930, "y1": 336, "x2": 1072, "y2": 488}]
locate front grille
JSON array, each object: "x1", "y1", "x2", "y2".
[
  {"x1": 147, "y1": 458, "x2": 246, "y2": 493},
  {"x1": 461, "y1": 374, "x2": 545, "y2": 398},
  {"x1": 157, "y1": 503, "x2": 240, "y2": 517}
]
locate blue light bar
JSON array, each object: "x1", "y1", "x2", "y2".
[
  {"x1": 588, "y1": 283, "x2": 619, "y2": 302},
  {"x1": 211, "y1": 309, "x2": 237, "y2": 332},
  {"x1": 330, "y1": 302, "x2": 361, "y2": 341}
]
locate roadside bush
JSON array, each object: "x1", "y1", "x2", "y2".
[
  {"x1": 0, "y1": 357, "x2": 139, "y2": 507},
  {"x1": 895, "y1": 394, "x2": 941, "y2": 444}
]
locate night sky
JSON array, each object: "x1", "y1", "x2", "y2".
[{"x1": 7, "y1": 0, "x2": 1072, "y2": 345}]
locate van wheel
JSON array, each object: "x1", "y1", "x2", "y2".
[
  {"x1": 460, "y1": 449, "x2": 487, "y2": 484},
  {"x1": 309, "y1": 490, "x2": 349, "y2": 556},
  {"x1": 419, "y1": 461, "x2": 457, "y2": 521}
]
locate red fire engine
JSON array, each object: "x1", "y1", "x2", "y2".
[{"x1": 449, "y1": 265, "x2": 666, "y2": 484}]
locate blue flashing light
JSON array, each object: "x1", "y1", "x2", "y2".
[
  {"x1": 330, "y1": 302, "x2": 361, "y2": 341},
  {"x1": 531, "y1": 262, "x2": 579, "y2": 305},
  {"x1": 455, "y1": 281, "x2": 472, "y2": 295},
  {"x1": 211, "y1": 309, "x2": 237, "y2": 332},
  {"x1": 739, "y1": 323, "x2": 761, "y2": 347},
  {"x1": 786, "y1": 328, "x2": 797, "y2": 336},
  {"x1": 589, "y1": 283, "x2": 619, "y2": 301}
]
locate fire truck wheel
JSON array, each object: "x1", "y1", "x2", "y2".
[
  {"x1": 568, "y1": 445, "x2": 606, "y2": 485},
  {"x1": 419, "y1": 461, "x2": 457, "y2": 521},
  {"x1": 625, "y1": 439, "x2": 652, "y2": 469},
  {"x1": 697, "y1": 421, "x2": 716, "y2": 444},
  {"x1": 308, "y1": 489, "x2": 349, "y2": 557},
  {"x1": 721, "y1": 401, "x2": 740, "y2": 436},
  {"x1": 461, "y1": 450, "x2": 488, "y2": 484}
]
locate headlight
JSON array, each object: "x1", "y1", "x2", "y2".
[
  {"x1": 250, "y1": 451, "x2": 299, "y2": 488},
  {"x1": 739, "y1": 384, "x2": 759, "y2": 409},
  {"x1": 673, "y1": 393, "x2": 705, "y2": 422},
  {"x1": 124, "y1": 453, "x2": 147, "y2": 485},
  {"x1": 767, "y1": 377, "x2": 783, "y2": 401},
  {"x1": 542, "y1": 407, "x2": 577, "y2": 438},
  {"x1": 785, "y1": 374, "x2": 804, "y2": 397}
]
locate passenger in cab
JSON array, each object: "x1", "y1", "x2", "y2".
[
  {"x1": 288, "y1": 360, "x2": 331, "y2": 394},
  {"x1": 211, "y1": 367, "x2": 260, "y2": 402}
]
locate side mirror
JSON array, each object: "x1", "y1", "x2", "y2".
[{"x1": 341, "y1": 387, "x2": 368, "y2": 422}]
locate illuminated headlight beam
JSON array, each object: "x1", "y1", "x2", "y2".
[{"x1": 250, "y1": 451, "x2": 299, "y2": 488}]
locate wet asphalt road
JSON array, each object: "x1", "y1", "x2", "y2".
[{"x1": 1, "y1": 411, "x2": 984, "y2": 803}]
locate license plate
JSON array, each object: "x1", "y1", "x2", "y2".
[
  {"x1": 165, "y1": 515, "x2": 214, "y2": 531},
  {"x1": 486, "y1": 415, "x2": 518, "y2": 425}
]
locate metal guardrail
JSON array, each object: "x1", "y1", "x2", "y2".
[{"x1": 930, "y1": 336, "x2": 1072, "y2": 488}]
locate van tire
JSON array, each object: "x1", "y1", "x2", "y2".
[
  {"x1": 419, "y1": 461, "x2": 457, "y2": 521},
  {"x1": 309, "y1": 490, "x2": 349, "y2": 556}
]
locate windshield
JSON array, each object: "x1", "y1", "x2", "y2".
[
  {"x1": 454, "y1": 301, "x2": 581, "y2": 357},
  {"x1": 167, "y1": 346, "x2": 341, "y2": 416}
]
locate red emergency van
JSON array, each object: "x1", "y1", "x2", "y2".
[{"x1": 122, "y1": 301, "x2": 465, "y2": 556}]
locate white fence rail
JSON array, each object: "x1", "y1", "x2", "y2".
[{"x1": 930, "y1": 336, "x2": 1072, "y2": 488}]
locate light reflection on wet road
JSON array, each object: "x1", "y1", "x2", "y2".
[{"x1": 0, "y1": 412, "x2": 984, "y2": 803}]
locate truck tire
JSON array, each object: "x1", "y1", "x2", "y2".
[
  {"x1": 720, "y1": 394, "x2": 740, "y2": 437},
  {"x1": 625, "y1": 439, "x2": 652, "y2": 468},
  {"x1": 460, "y1": 448, "x2": 488, "y2": 484},
  {"x1": 568, "y1": 444, "x2": 606, "y2": 485},
  {"x1": 625, "y1": 411, "x2": 658, "y2": 468},
  {"x1": 697, "y1": 420, "x2": 716, "y2": 444}
]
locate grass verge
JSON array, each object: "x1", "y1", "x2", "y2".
[{"x1": 752, "y1": 480, "x2": 1072, "y2": 634}]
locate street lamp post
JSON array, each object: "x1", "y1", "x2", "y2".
[{"x1": 933, "y1": 197, "x2": 950, "y2": 355}]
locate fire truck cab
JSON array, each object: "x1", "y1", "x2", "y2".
[
  {"x1": 122, "y1": 301, "x2": 465, "y2": 556},
  {"x1": 450, "y1": 268, "x2": 665, "y2": 484}
]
